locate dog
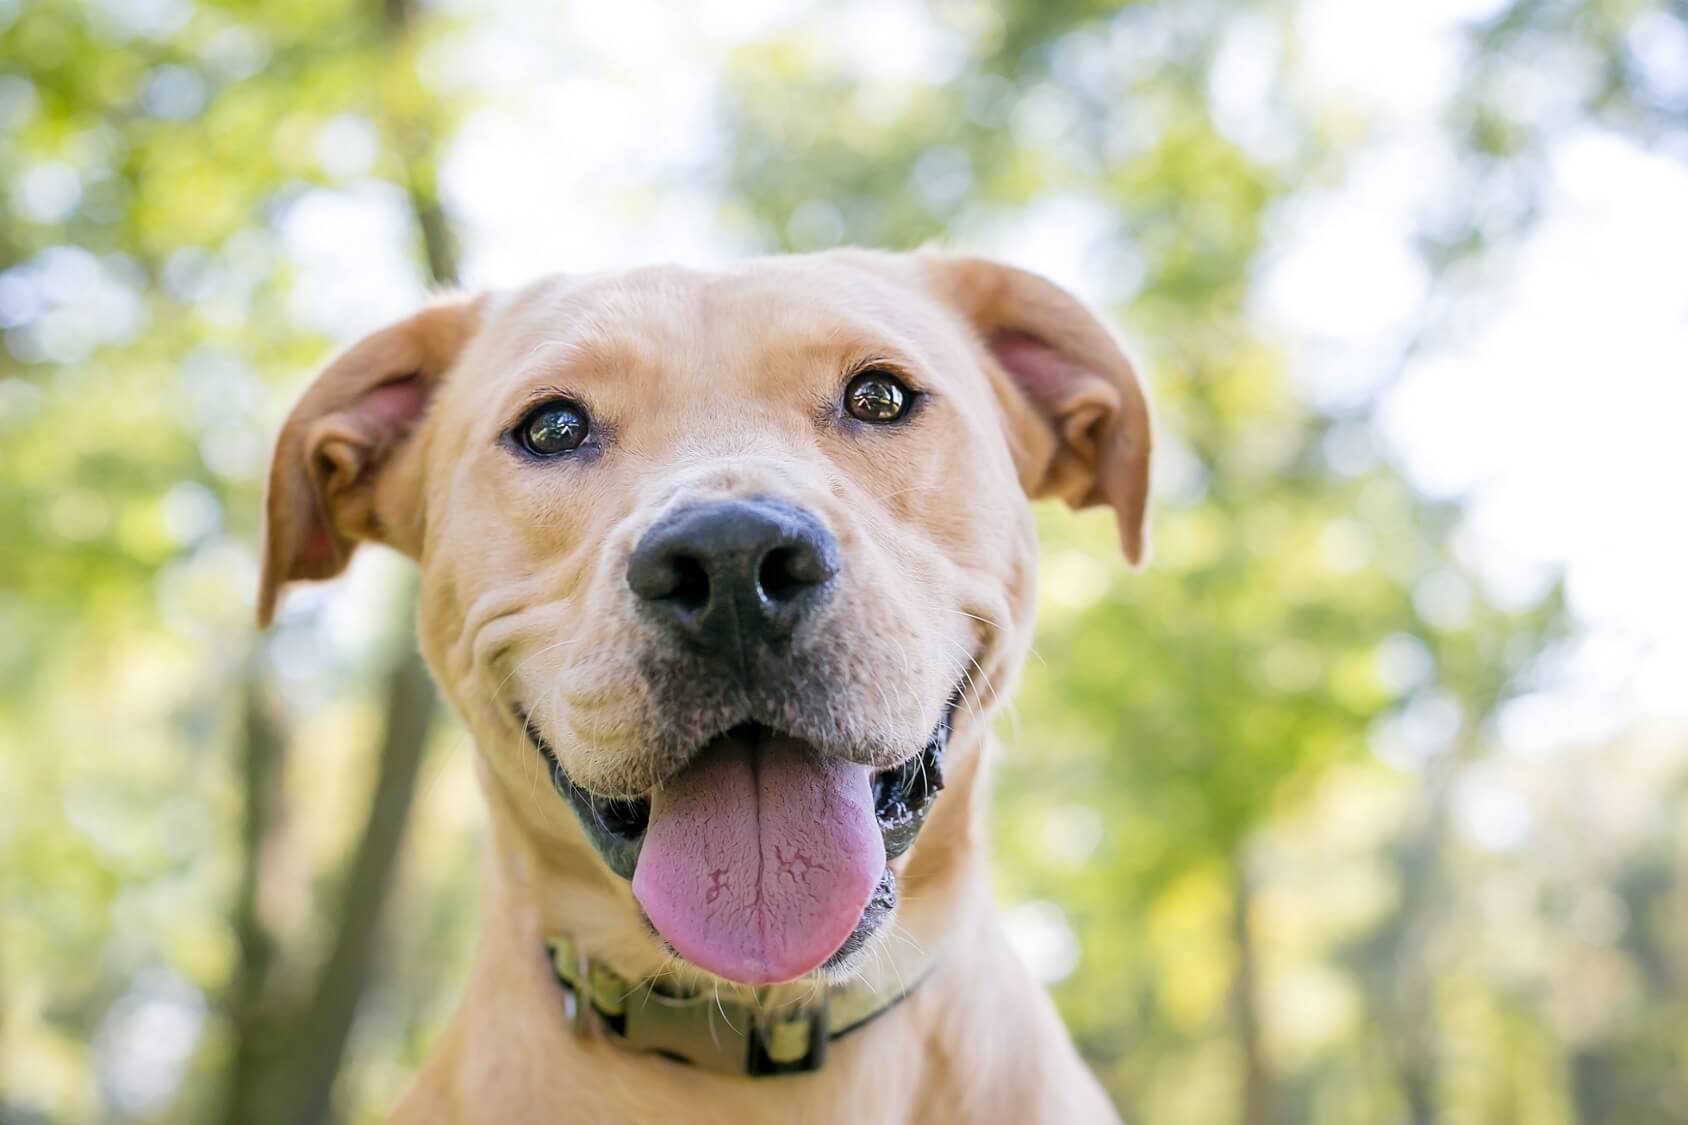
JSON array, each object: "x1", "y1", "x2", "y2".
[{"x1": 258, "y1": 250, "x2": 1150, "y2": 1122}]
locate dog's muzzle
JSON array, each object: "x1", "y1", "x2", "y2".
[{"x1": 514, "y1": 496, "x2": 963, "y2": 986}]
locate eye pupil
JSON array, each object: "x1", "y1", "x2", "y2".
[
  {"x1": 846, "y1": 371, "x2": 910, "y2": 423},
  {"x1": 520, "y1": 401, "x2": 589, "y2": 456}
]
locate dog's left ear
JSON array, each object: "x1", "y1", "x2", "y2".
[
  {"x1": 920, "y1": 255, "x2": 1152, "y2": 566},
  {"x1": 257, "y1": 293, "x2": 485, "y2": 626}
]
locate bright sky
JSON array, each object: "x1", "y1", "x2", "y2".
[
  {"x1": 1279, "y1": 0, "x2": 1688, "y2": 751},
  {"x1": 282, "y1": 0, "x2": 1688, "y2": 756}
]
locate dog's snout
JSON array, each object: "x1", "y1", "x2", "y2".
[{"x1": 627, "y1": 497, "x2": 839, "y2": 652}]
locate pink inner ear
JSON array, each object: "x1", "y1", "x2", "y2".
[
  {"x1": 356, "y1": 377, "x2": 431, "y2": 445},
  {"x1": 299, "y1": 521, "x2": 337, "y2": 567},
  {"x1": 293, "y1": 376, "x2": 430, "y2": 572},
  {"x1": 988, "y1": 329, "x2": 1079, "y2": 406}
]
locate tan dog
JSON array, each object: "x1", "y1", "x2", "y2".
[{"x1": 259, "y1": 250, "x2": 1150, "y2": 1123}]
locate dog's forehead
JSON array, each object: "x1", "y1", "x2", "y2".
[{"x1": 479, "y1": 257, "x2": 956, "y2": 382}]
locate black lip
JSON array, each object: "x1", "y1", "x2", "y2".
[
  {"x1": 823, "y1": 867, "x2": 898, "y2": 970},
  {"x1": 518, "y1": 709, "x2": 647, "y2": 879},
  {"x1": 873, "y1": 697, "x2": 953, "y2": 859}
]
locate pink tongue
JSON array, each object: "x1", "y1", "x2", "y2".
[{"x1": 632, "y1": 735, "x2": 885, "y2": 985}]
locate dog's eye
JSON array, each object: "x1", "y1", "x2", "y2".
[
  {"x1": 517, "y1": 400, "x2": 590, "y2": 456},
  {"x1": 844, "y1": 370, "x2": 911, "y2": 423}
]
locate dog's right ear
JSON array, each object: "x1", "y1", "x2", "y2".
[
  {"x1": 257, "y1": 293, "x2": 485, "y2": 627},
  {"x1": 919, "y1": 255, "x2": 1153, "y2": 566}
]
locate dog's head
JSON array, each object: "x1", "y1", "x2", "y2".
[{"x1": 259, "y1": 251, "x2": 1149, "y2": 988}]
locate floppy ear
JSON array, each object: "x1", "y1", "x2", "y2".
[
  {"x1": 257, "y1": 293, "x2": 485, "y2": 626},
  {"x1": 920, "y1": 255, "x2": 1153, "y2": 565}
]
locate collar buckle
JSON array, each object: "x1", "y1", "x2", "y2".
[{"x1": 746, "y1": 999, "x2": 828, "y2": 1076}]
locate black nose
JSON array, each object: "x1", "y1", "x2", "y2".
[{"x1": 627, "y1": 497, "x2": 839, "y2": 655}]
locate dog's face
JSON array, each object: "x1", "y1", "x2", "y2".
[{"x1": 259, "y1": 250, "x2": 1150, "y2": 989}]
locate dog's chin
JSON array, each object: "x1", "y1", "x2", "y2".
[{"x1": 515, "y1": 700, "x2": 955, "y2": 987}]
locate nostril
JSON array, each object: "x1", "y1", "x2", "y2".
[
  {"x1": 667, "y1": 554, "x2": 710, "y2": 612},
  {"x1": 758, "y1": 544, "x2": 833, "y2": 603},
  {"x1": 758, "y1": 547, "x2": 803, "y2": 602}
]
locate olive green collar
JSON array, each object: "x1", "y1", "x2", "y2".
[{"x1": 544, "y1": 934, "x2": 931, "y2": 1077}]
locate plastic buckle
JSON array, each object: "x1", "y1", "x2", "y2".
[
  {"x1": 747, "y1": 1000, "x2": 829, "y2": 1076},
  {"x1": 544, "y1": 936, "x2": 592, "y2": 1035}
]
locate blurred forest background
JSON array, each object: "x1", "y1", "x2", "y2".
[{"x1": 4, "y1": 0, "x2": 1688, "y2": 1122}]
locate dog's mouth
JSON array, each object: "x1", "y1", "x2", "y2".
[{"x1": 516, "y1": 699, "x2": 955, "y2": 985}]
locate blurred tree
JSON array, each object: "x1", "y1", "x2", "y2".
[{"x1": 0, "y1": 0, "x2": 461, "y2": 1121}]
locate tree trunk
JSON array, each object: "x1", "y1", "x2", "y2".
[
  {"x1": 216, "y1": 668, "x2": 290, "y2": 1125},
  {"x1": 1228, "y1": 854, "x2": 1275, "y2": 1125},
  {"x1": 282, "y1": 647, "x2": 436, "y2": 1125}
]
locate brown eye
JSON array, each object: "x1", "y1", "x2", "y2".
[
  {"x1": 845, "y1": 370, "x2": 911, "y2": 423},
  {"x1": 518, "y1": 400, "x2": 589, "y2": 456}
]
